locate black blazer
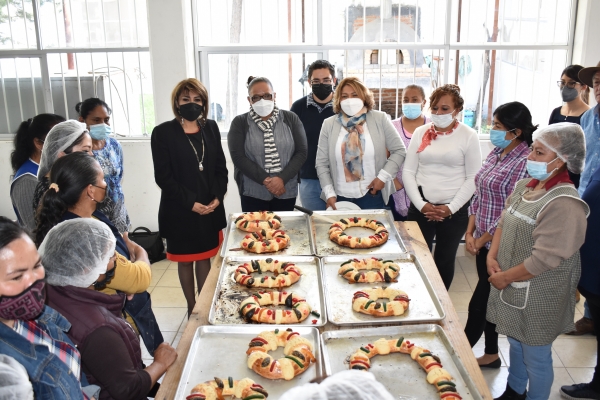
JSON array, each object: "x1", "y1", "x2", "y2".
[{"x1": 150, "y1": 119, "x2": 228, "y2": 244}]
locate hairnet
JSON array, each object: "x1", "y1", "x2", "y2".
[
  {"x1": 281, "y1": 371, "x2": 395, "y2": 400},
  {"x1": 0, "y1": 355, "x2": 34, "y2": 400},
  {"x1": 38, "y1": 120, "x2": 89, "y2": 179},
  {"x1": 38, "y1": 219, "x2": 116, "y2": 288},
  {"x1": 532, "y1": 122, "x2": 586, "y2": 174}
]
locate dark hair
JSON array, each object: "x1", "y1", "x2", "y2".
[
  {"x1": 247, "y1": 76, "x2": 273, "y2": 93},
  {"x1": 75, "y1": 98, "x2": 112, "y2": 119},
  {"x1": 430, "y1": 84, "x2": 464, "y2": 112},
  {"x1": 493, "y1": 101, "x2": 537, "y2": 146},
  {"x1": 561, "y1": 64, "x2": 591, "y2": 105},
  {"x1": 403, "y1": 84, "x2": 426, "y2": 101},
  {"x1": 10, "y1": 114, "x2": 65, "y2": 172},
  {"x1": 34, "y1": 152, "x2": 99, "y2": 246},
  {"x1": 308, "y1": 60, "x2": 335, "y2": 80},
  {"x1": 63, "y1": 132, "x2": 89, "y2": 155},
  {"x1": 0, "y1": 216, "x2": 31, "y2": 251}
]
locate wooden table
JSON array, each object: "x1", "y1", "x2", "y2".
[{"x1": 156, "y1": 221, "x2": 492, "y2": 399}]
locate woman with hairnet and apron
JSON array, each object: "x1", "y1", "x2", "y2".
[{"x1": 486, "y1": 122, "x2": 589, "y2": 400}]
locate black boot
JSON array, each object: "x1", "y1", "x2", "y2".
[{"x1": 494, "y1": 383, "x2": 527, "y2": 400}]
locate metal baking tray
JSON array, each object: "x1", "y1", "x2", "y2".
[
  {"x1": 221, "y1": 211, "x2": 315, "y2": 258},
  {"x1": 321, "y1": 325, "x2": 483, "y2": 400},
  {"x1": 310, "y1": 210, "x2": 406, "y2": 256},
  {"x1": 321, "y1": 253, "x2": 445, "y2": 326},
  {"x1": 208, "y1": 256, "x2": 327, "y2": 326},
  {"x1": 174, "y1": 325, "x2": 322, "y2": 400}
]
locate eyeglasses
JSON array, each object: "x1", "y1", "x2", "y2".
[
  {"x1": 557, "y1": 80, "x2": 580, "y2": 89},
  {"x1": 250, "y1": 93, "x2": 274, "y2": 103},
  {"x1": 311, "y1": 79, "x2": 333, "y2": 85}
]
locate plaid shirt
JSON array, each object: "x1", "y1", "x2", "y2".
[
  {"x1": 468, "y1": 141, "x2": 530, "y2": 249},
  {"x1": 14, "y1": 319, "x2": 83, "y2": 385}
]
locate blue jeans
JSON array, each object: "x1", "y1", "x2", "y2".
[
  {"x1": 299, "y1": 179, "x2": 327, "y2": 211},
  {"x1": 337, "y1": 191, "x2": 388, "y2": 210},
  {"x1": 507, "y1": 336, "x2": 553, "y2": 400},
  {"x1": 585, "y1": 300, "x2": 592, "y2": 319}
]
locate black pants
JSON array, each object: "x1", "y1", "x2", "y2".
[
  {"x1": 464, "y1": 247, "x2": 499, "y2": 354},
  {"x1": 407, "y1": 202, "x2": 469, "y2": 290},
  {"x1": 240, "y1": 195, "x2": 297, "y2": 213},
  {"x1": 578, "y1": 287, "x2": 600, "y2": 390}
]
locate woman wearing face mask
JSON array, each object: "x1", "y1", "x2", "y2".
[
  {"x1": 463, "y1": 102, "x2": 534, "y2": 369},
  {"x1": 0, "y1": 217, "x2": 100, "y2": 399},
  {"x1": 151, "y1": 78, "x2": 228, "y2": 318},
  {"x1": 10, "y1": 113, "x2": 65, "y2": 232},
  {"x1": 389, "y1": 85, "x2": 429, "y2": 220},
  {"x1": 35, "y1": 152, "x2": 164, "y2": 356},
  {"x1": 315, "y1": 77, "x2": 405, "y2": 210},
  {"x1": 486, "y1": 123, "x2": 588, "y2": 400},
  {"x1": 228, "y1": 76, "x2": 307, "y2": 212},
  {"x1": 548, "y1": 65, "x2": 590, "y2": 189},
  {"x1": 403, "y1": 84, "x2": 481, "y2": 289},
  {"x1": 76, "y1": 98, "x2": 130, "y2": 233},
  {"x1": 32, "y1": 120, "x2": 93, "y2": 214},
  {"x1": 41, "y1": 219, "x2": 178, "y2": 400}
]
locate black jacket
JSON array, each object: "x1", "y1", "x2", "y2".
[{"x1": 151, "y1": 119, "x2": 227, "y2": 243}]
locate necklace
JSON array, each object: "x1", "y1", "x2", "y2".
[{"x1": 184, "y1": 124, "x2": 205, "y2": 171}]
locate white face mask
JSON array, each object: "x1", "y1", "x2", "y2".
[
  {"x1": 430, "y1": 111, "x2": 455, "y2": 129},
  {"x1": 251, "y1": 99, "x2": 275, "y2": 117},
  {"x1": 340, "y1": 98, "x2": 364, "y2": 117}
]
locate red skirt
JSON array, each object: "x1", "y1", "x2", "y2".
[{"x1": 166, "y1": 230, "x2": 223, "y2": 262}]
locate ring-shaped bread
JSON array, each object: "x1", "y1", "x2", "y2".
[
  {"x1": 187, "y1": 377, "x2": 268, "y2": 400},
  {"x1": 246, "y1": 328, "x2": 316, "y2": 380},
  {"x1": 240, "y1": 230, "x2": 290, "y2": 254},
  {"x1": 234, "y1": 259, "x2": 302, "y2": 288},
  {"x1": 352, "y1": 287, "x2": 411, "y2": 316},
  {"x1": 338, "y1": 258, "x2": 400, "y2": 283},
  {"x1": 239, "y1": 291, "x2": 312, "y2": 324},
  {"x1": 348, "y1": 338, "x2": 462, "y2": 400},
  {"x1": 328, "y1": 217, "x2": 389, "y2": 248},
  {"x1": 235, "y1": 211, "x2": 282, "y2": 232}
]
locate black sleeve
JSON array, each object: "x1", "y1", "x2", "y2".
[
  {"x1": 548, "y1": 107, "x2": 558, "y2": 125},
  {"x1": 290, "y1": 98, "x2": 303, "y2": 116},
  {"x1": 227, "y1": 115, "x2": 270, "y2": 184},
  {"x1": 80, "y1": 327, "x2": 152, "y2": 400},
  {"x1": 208, "y1": 121, "x2": 228, "y2": 202},
  {"x1": 150, "y1": 123, "x2": 197, "y2": 211},
  {"x1": 278, "y1": 111, "x2": 308, "y2": 183}
]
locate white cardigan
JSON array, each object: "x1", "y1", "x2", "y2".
[
  {"x1": 315, "y1": 110, "x2": 406, "y2": 203},
  {"x1": 402, "y1": 122, "x2": 481, "y2": 213}
]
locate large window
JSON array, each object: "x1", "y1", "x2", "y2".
[
  {"x1": 195, "y1": 0, "x2": 576, "y2": 134},
  {"x1": 0, "y1": 0, "x2": 153, "y2": 136}
]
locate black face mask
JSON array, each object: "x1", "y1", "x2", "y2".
[
  {"x1": 312, "y1": 84, "x2": 333, "y2": 101},
  {"x1": 179, "y1": 103, "x2": 204, "y2": 121},
  {"x1": 93, "y1": 261, "x2": 116, "y2": 291}
]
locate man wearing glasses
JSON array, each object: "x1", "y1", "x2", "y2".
[{"x1": 291, "y1": 60, "x2": 338, "y2": 211}]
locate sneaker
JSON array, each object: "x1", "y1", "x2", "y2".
[
  {"x1": 560, "y1": 383, "x2": 600, "y2": 399},
  {"x1": 495, "y1": 383, "x2": 527, "y2": 400},
  {"x1": 567, "y1": 317, "x2": 595, "y2": 336}
]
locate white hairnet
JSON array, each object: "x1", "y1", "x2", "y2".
[
  {"x1": 532, "y1": 122, "x2": 586, "y2": 174},
  {"x1": 38, "y1": 120, "x2": 89, "y2": 179},
  {"x1": 38, "y1": 219, "x2": 116, "y2": 288},
  {"x1": 0, "y1": 355, "x2": 34, "y2": 400},
  {"x1": 281, "y1": 371, "x2": 395, "y2": 400}
]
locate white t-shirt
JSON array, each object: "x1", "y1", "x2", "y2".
[
  {"x1": 402, "y1": 122, "x2": 481, "y2": 213},
  {"x1": 333, "y1": 124, "x2": 377, "y2": 198}
]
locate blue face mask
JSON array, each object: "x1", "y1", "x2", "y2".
[
  {"x1": 89, "y1": 123, "x2": 112, "y2": 140},
  {"x1": 490, "y1": 129, "x2": 517, "y2": 149},
  {"x1": 402, "y1": 103, "x2": 422, "y2": 120},
  {"x1": 526, "y1": 157, "x2": 560, "y2": 181}
]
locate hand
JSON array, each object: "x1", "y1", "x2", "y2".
[
  {"x1": 152, "y1": 342, "x2": 178, "y2": 368},
  {"x1": 192, "y1": 202, "x2": 209, "y2": 215},
  {"x1": 326, "y1": 197, "x2": 337, "y2": 210},
  {"x1": 465, "y1": 233, "x2": 477, "y2": 256},
  {"x1": 488, "y1": 271, "x2": 510, "y2": 290},
  {"x1": 265, "y1": 177, "x2": 285, "y2": 197},
  {"x1": 486, "y1": 257, "x2": 502, "y2": 277},
  {"x1": 421, "y1": 203, "x2": 444, "y2": 222},
  {"x1": 205, "y1": 198, "x2": 220, "y2": 213},
  {"x1": 393, "y1": 178, "x2": 403, "y2": 191},
  {"x1": 367, "y1": 177, "x2": 385, "y2": 195},
  {"x1": 122, "y1": 232, "x2": 139, "y2": 262}
]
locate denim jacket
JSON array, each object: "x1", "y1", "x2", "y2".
[{"x1": 0, "y1": 306, "x2": 90, "y2": 400}]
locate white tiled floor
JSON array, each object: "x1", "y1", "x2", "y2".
[{"x1": 146, "y1": 255, "x2": 598, "y2": 399}]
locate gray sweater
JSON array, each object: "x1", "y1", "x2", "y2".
[{"x1": 228, "y1": 110, "x2": 308, "y2": 200}]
